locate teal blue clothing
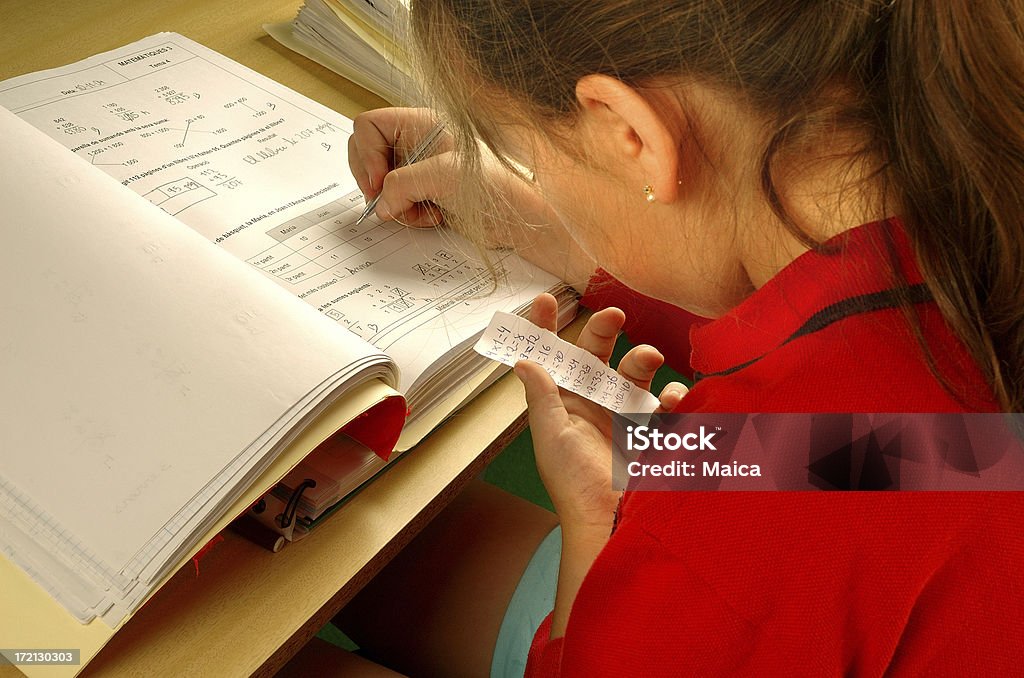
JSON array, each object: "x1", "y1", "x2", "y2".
[{"x1": 489, "y1": 526, "x2": 561, "y2": 678}]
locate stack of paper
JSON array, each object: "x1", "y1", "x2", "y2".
[
  {"x1": 266, "y1": 0, "x2": 414, "y2": 104},
  {"x1": 0, "y1": 108, "x2": 401, "y2": 625}
]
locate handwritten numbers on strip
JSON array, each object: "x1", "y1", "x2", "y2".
[{"x1": 474, "y1": 312, "x2": 661, "y2": 415}]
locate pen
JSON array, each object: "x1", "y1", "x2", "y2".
[
  {"x1": 355, "y1": 120, "x2": 447, "y2": 226},
  {"x1": 354, "y1": 120, "x2": 446, "y2": 227}
]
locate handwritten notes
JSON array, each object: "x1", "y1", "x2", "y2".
[{"x1": 474, "y1": 312, "x2": 661, "y2": 416}]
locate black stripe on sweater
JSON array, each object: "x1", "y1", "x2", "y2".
[{"x1": 693, "y1": 283, "x2": 933, "y2": 381}]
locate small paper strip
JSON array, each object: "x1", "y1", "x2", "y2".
[{"x1": 474, "y1": 312, "x2": 661, "y2": 416}]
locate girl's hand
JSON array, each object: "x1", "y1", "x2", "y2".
[
  {"x1": 516, "y1": 294, "x2": 688, "y2": 539},
  {"x1": 347, "y1": 108, "x2": 600, "y2": 287},
  {"x1": 516, "y1": 293, "x2": 687, "y2": 637},
  {"x1": 348, "y1": 107, "x2": 455, "y2": 226}
]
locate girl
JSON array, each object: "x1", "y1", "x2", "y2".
[{"x1": 295, "y1": 1, "x2": 1024, "y2": 675}]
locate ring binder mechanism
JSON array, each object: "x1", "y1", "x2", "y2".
[
  {"x1": 233, "y1": 433, "x2": 401, "y2": 550},
  {"x1": 239, "y1": 480, "x2": 320, "y2": 548},
  {"x1": 276, "y1": 479, "x2": 317, "y2": 530},
  {"x1": 229, "y1": 484, "x2": 314, "y2": 552}
]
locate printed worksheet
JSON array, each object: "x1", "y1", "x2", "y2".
[
  {"x1": 0, "y1": 33, "x2": 557, "y2": 395},
  {"x1": 0, "y1": 34, "x2": 351, "y2": 251}
]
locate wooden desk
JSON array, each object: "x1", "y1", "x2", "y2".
[{"x1": 0, "y1": 3, "x2": 563, "y2": 675}]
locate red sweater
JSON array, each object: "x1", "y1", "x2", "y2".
[
  {"x1": 580, "y1": 269, "x2": 701, "y2": 378},
  {"x1": 528, "y1": 220, "x2": 1024, "y2": 676}
]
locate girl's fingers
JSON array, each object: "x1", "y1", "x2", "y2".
[
  {"x1": 384, "y1": 202, "x2": 446, "y2": 228},
  {"x1": 574, "y1": 307, "x2": 626, "y2": 365},
  {"x1": 616, "y1": 344, "x2": 664, "y2": 393},
  {"x1": 515, "y1": 360, "x2": 571, "y2": 443},
  {"x1": 366, "y1": 108, "x2": 452, "y2": 161},
  {"x1": 347, "y1": 134, "x2": 374, "y2": 199},
  {"x1": 374, "y1": 152, "x2": 458, "y2": 226},
  {"x1": 350, "y1": 113, "x2": 395, "y2": 198},
  {"x1": 527, "y1": 293, "x2": 559, "y2": 332},
  {"x1": 655, "y1": 381, "x2": 689, "y2": 414},
  {"x1": 524, "y1": 293, "x2": 618, "y2": 422},
  {"x1": 349, "y1": 108, "x2": 452, "y2": 202}
]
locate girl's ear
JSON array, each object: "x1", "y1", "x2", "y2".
[{"x1": 574, "y1": 74, "x2": 682, "y2": 203}]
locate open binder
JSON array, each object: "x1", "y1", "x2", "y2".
[{"x1": 0, "y1": 32, "x2": 572, "y2": 677}]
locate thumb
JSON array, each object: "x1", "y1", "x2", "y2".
[{"x1": 515, "y1": 360, "x2": 571, "y2": 443}]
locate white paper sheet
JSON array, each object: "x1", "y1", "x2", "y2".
[
  {"x1": 474, "y1": 312, "x2": 662, "y2": 415},
  {"x1": 0, "y1": 107, "x2": 393, "y2": 622}
]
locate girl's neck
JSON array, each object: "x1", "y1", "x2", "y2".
[{"x1": 727, "y1": 127, "x2": 895, "y2": 291}]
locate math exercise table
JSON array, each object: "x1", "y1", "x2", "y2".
[{"x1": 0, "y1": 2, "x2": 577, "y2": 675}]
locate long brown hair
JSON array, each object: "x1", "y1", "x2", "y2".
[{"x1": 411, "y1": 0, "x2": 1024, "y2": 412}]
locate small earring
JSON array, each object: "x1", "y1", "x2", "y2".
[{"x1": 642, "y1": 184, "x2": 655, "y2": 203}]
